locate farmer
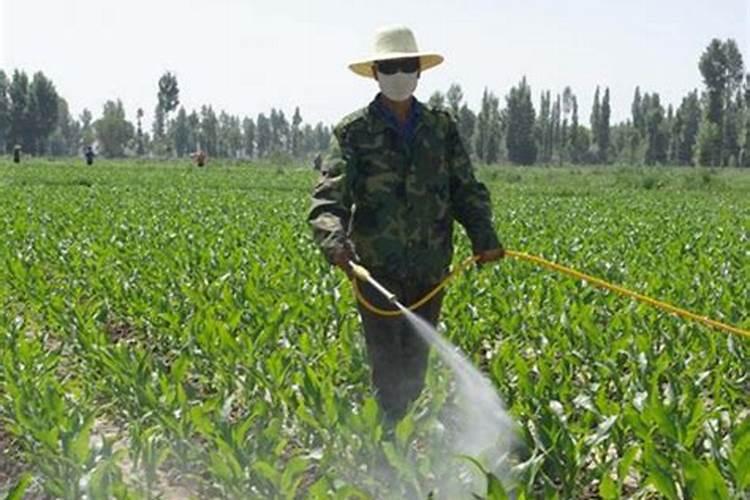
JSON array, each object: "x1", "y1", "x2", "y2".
[
  {"x1": 84, "y1": 146, "x2": 95, "y2": 166},
  {"x1": 308, "y1": 26, "x2": 504, "y2": 422},
  {"x1": 13, "y1": 144, "x2": 21, "y2": 164},
  {"x1": 191, "y1": 149, "x2": 207, "y2": 167}
]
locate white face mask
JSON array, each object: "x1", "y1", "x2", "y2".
[{"x1": 376, "y1": 71, "x2": 418, "y2": 102}]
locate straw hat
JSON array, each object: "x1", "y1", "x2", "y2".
[{"x1": 348, "y1": 25, "x2": 444, "y2": 79}]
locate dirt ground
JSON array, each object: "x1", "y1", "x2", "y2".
[{"x1": 0, "y1": 424, "x2": 28, "y2": 495}]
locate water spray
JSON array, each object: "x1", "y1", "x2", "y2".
[{"x1": 347, "y1": 260, "x2": 519, "y2": 496}]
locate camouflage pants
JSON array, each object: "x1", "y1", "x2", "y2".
[{"x1": 355, "y1": 276, "x2": 444, "y2": 422}]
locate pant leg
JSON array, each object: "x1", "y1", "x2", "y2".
[
  {"x1": 396, "y1": 284, "x2": 444, "y2": 414},
  {"x1": 356, "y1": 278, "x2": 444, "y2": 422},
  {"x1": 356, "y1": 278, "x2": 409, "y2": 421}
]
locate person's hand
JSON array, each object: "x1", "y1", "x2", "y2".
[
  {"x1": 476, "y1": 247, "x2": 505, "y2": 264},
  {"x1": 330, "y1": 241, "x2": 357, "y2": 278}
]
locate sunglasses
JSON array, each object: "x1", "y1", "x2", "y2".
[{"x1": 374, "y1": 58, "x2": 421, "y2": 75}]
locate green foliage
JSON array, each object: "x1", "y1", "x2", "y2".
[
  {"x1": 598, "y1": 88, "x2": 611, "y2": 163},
  {"x1": 0, "y1": 70, "x2": 10, "y2": 151},
  {"x1": 171, "y1": 107, "x2": 190, "y2": 157},
  {"x1": 157, "y1": 72, "x2": 180, "y2": 117},
  {"x1": 427, "y1": 91, "x2": 445, "y2": 110},
  {"x1": 0, "y1": 161, "x2": 748, "y2": 499},
  {"x1": 695, "y1": 120, "x2": 722, "y2": 166},
  {"x1": 29, "y1": 72, "x2": 60, "y2": 154},
  {"x1": 636, "y1": 92, "x2": 669, "y2": 166},
  {"x1": 674, "y1": 90, "x2": 702, "y2": 166},
  {"x1": 505, "y1": 77, "x2": 537, "y2": 165},
  {"x1": 94, "y1": 100, "x2": 135, "y2": 158},
  {"x1": 5, "y1": 69, "x2": 60, "y2": 155}
]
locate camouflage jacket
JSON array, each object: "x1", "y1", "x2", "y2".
[{"x1": 308, "y1": 95, "x2": 501, "y2": 284}]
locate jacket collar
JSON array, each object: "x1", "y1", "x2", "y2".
[{"x1": 367, "y1": 93, "x2": 423, "y2": 141}]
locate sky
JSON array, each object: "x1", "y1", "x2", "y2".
[{"x1": 1, "y1": 0, "x2": 749, "y2": 128}]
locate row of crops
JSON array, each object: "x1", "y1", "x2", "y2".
[{"x1": 0, "y1": 161, "x2": 748, "y2": 498}]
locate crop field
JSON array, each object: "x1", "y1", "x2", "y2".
[{"x1": 0, "y1": 160, "x2": 748, "y2": 499}]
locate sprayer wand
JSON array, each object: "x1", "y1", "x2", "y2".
[{"x1": 348, "y1": 261, "x2": 403, "y2": 308}]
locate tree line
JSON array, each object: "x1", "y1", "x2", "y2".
[
  {"x1": 0, "y1": 70, "x2": 332, "y2": 161},
  {"x1": 428, "y1": 38, "x2": 749, "y2": 167},
  {"x1": 1, "y1": 38, "x2": 748, "y2": 166}
]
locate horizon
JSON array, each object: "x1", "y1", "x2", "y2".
[{"x1": 2, "y1": 0, "x2": 749, "y2": 128}]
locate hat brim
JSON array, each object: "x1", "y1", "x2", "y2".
[{"x1": 348, "y1": 53, "x2": 444, "y2": 78}]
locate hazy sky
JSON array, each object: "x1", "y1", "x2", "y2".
[{"x1": 2, "y1": 0, "x2": 749, "y2": 128}]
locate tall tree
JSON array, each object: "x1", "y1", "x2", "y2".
[
  {"x1": 505, "y1": 77, "x2": 537, "y2": 165},
  {"x1": 268, "y1": 108, "x2": 289, "y2": 154},
  {"x1": 698, "y1": 38, "x2": 745, "y2": 165},
  {"x1": 200, "y1": 105, "x2": 218, "y2": 156},
  {"x1": 741, "y1": 76, "x2": 750, "y2": 166},
  {"x1": 590, "y1": 86, "x2": 601, "y2": 148},
  {"x1": 457, "y1": 103, "x2": 476, "y2": 156},
  {"x1": 256, "y1": 113, "x2": 271, "y2": 158},
  {"x1": 217, "y1": 111, "x2": 232, "y2": 156},
  {"x1": 631, "y1": 86, "x2": 644, "y2": 134},
  {"x1": 153, "y1": 71, "x2": 180, "y2": 153},
  {"x1": 94, "y1": 100, "x2": 134, "y2": 157},
  {"x1": 136, "y1": 108, "x2": 145, "y2": 155},
  {"x1": 675, "y1": 90, "x2": 701, "y2": 165},
  {"x1": 667, "y1": 104, "x2": 679, "y2": 163},
  {"x1": 152, "y1": 105, "x2": 165, "y2": 143},
  {"x1": 569, "y1": 95, "x2": 585, "y2": 163},
  {"x1": 643, "y1": 93, "x2": 668, "y2": 165},
  {"x1": 8, "y1": 70, "x2": 30, "y2": 152},
  {"x1": 537, "y1": 91, "x2": 551, "y2": 163},
  {"x1": 227, "y1": 114, "x2": 243, "y2": 158},
  {"x1": 0, "y1": 71, "x2": 9, "y2": 152},
  {"x1": 695, "y1": 120, "x2": 722, "y2": 166},
  {"x1": 187, "y1": 110, "x2": 200, "y2": 153},
  {"x1": 242, "y1": 116, "x2": 255, "y2": 158},
  {"x1": 446, "y1": 84, "x2": 463, "y2": 117},
  {"x1": 291, "y1": 107, "x2": 303, "y2": 158},
  {"x1": 48, "y1": 97, "x2": 80, "y2": 156},
  {"x1": 427, "y1": 91, "x2": 445, "y2": 110},
  {"x1": 551, "y1": 93, "x2": 562, "y2": 163},
  {"x1": 172, "y1": 107, "x2": 190, "y2": 157},
  {"x1": 314, "y1": 122, "x2": 330, "y2": 152},
  {"x1": 474, "y1": 88, "x2": 501, "y2": 163},
  {"x1": 157, "y1": 72, "x2": 180, "y2": 124},
  {"x1": 561, "y1": 87, "x2": 574, "y2": 163},
  {"x1": 80, "y1": 109, "x2": 94, "y2": 147},
  {"x1": 301, "y1": 124, "x2": 316, "y2": 157},
  {"x1": 28, "y1": 71, "x2": 59, "y2": 154},
  {"x1": 741, "y1": 105, "x2": 750, "y2": 167},
  {"x1": 598, "y1": 88, "x2": 611, "y2": 163},
  {"x1": 486, "y1": 97, "x2": 503, "y2": 164}
]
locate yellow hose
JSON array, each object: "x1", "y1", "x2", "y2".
[
  {"x1": 350, "y1": 250, "x2": 750, "y2": 340},
  {"x1": 352, "y1": 255, "x2": 479, "y2": 317}
]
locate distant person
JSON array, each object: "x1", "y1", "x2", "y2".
[
  {"x1": 191, "y1": 149, "x2": 207, "y2": 167},
  {"x1": 84, "y1": 146, "x2": 96, "y2": 166},
  {"x1": 13, "y1": 145, "x2": 21, "y2": 164},
  {"x1": 313, "y1": 153, "x2": 322, "y2": 171}
]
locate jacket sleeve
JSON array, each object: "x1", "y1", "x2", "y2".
[
  {"x1": 308, "y1": 131, "x2": 353, "y2": 263},
  {"x1": 447, "y1": 118, "x2": 502, "y2": 254}
]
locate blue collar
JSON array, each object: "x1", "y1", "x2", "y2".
[{"x1": 371, "y1": 94, "x2": 422, "y2": 144}]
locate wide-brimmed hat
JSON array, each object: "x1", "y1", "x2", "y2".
[{"x1": 348, "y1": 25, "x2": 444, "y2": 79}]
